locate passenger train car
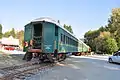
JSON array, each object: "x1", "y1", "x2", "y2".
[{"x1": 23, "y1": 17, "x2": 90, "y2": 62}]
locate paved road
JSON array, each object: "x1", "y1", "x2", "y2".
[{"x1": 25, "y1": 56, "x2": 120, "y2": 80}]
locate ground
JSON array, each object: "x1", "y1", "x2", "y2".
[
  {"x1": 0, "y1": 51, "x2": 120, "y2": 80},
  {"x1": 0, "y1": 50, "x2": 25, "y2": 68},
  {"x1": 25, "y1": 55, "x2": 120, "y2": 80}
]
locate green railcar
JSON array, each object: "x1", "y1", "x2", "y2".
[
  {"x1": 23, "y1": 17, "x2": 90, "y2": 62},
  {"x1": 78, "y1": 40, "x2": 90, "y2": 52}
]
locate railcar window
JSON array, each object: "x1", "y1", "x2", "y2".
[
  {"x1": 70, "y1": 38, "x2": 72, "y2": 45},
  {"x1": 75, "y1": 41, "x2": 76, "y2": 46},
  {"x1": 61, "y1": 34, "x2": 63, "y2": 43},
  {"x1": 69, "y1": 38, "x2": 70, "y2": 45},
  {"x1": 68, "y1": 37, "x2": 69, "y2": 44},
  {"x1": 67, "y1": 36, "x2": 68, "y2": 44},
  {"x1": 65, "y1": 36, "x2": 67, "y2": 44},
  {"x1": 73, "y1": 40, "x2": 74, "y2": 46},
  {"x1": 71, "y1": 39, "x2": 73, "y2": 46},
  {"x1": 71, "y1": 39, "x2": 72, "y2": 45},
  {"x1": 61, "y1": 34, "x2": 64, "y2": 43},
  {"x1": 64, "y1": 35, "x2": 65, "y2": 44},
  {"x1": 74, "y1": 41, "x2": 76, "y2": 46},
  {"x1": 66, "y1": 36, "x2": 67, "y2": 44},
  {"x1": 75, "y1": 41, "x2": 77, "y2": 47},
  {"x1": 64, "y1": 35, "x2": 66, "y2": 44},
  {"x1": 68, "y1": 37, "x2": 70, "y2": 45},
  {"x1": 55, "y1": 25, "x2": 58, "y2": 36},
  {"x1": 63, "y1": 34, "x2": 64, "y2": 43},
  {"x1": 73, "y1": 40, "x2": 75, "y2": 46},
  {"x1": 74, "y1": 42, "x2": 75, "y2": 46},
  {"x1": 72, "y1": 40, "x2": 74, "y2": 46}
]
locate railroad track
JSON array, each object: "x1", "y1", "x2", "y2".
[{"x1": 0, "y1": 61, "x2": 56, "y2": 80}]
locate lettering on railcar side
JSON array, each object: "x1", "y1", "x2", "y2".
[{"x1": 44, "y1": 45, "x2": 52, "y2": 49}]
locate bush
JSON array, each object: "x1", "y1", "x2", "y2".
[{"x1": 104, "y1": 37, "x2": 118, "y2": 54}]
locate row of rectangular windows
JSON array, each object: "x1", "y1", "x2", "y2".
[{"x1": 61, "y1": 34, "x2": 78, "y2": 47}]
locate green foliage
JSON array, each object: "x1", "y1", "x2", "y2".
[
  {"x1": 3, "y1": 28, "x2": 16, "y2": 38},
  {"x1": 84, "y1": 30, "x2": 100, "y2": 51},
  {"x1": 16, "y1": 30, "x2": 24, "y2": 46},
  {"x1": 84, "y1": 30, "x2": 100, "y2": 39},
  {"x1": 10, "y1": 28, "x2": 16, "y2": 38},
  {"x1": 95, "y1": 35, "x2": 118, "y2": 54},
  {"x1": 99, "y1": 26, "x2": 107, "y2": 32},
  {"x1": 0, "y1": 24, "x2": 2, "y2": 33},
  {"x1": 84, "y1": 8, "x2": 120, "y2": 53},
  {"x1": 104, "y1": 37, "x2": 118, "y2": 54},
  {"x1": 115, "y1": 37, "x2": 120, "y2": 50},
  {"x1": 63, "y1": 24, "x2": 73, "y2": 33},
  {"x1": 109, "y1": 8, "x2": 120, "y2": 49},
  {"x1": 94, "y1": 37, "x2": 105, "y2": 53},
  {"x1": 3, "y1": 29, "x2": 24, "y2": 47},
  {"x1": 107, "y1": 8, "x2": 120, "y2": 34},
  {"x1": 3, "y1": 31, "x2": 10, "y2": 37},
  {"x1": 0, "y1": 24, "x2": 2, "y2": 39}
]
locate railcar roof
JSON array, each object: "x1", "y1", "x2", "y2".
[
  {"x1": 31, "y1": 17, "x2": 78, "y2": 40},
  {"x1": 78, "y1": 40, "x2": 90, "y2": 48}
]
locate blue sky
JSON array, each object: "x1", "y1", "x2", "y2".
[{"x1": 0, "y1": 0, "x2": 120, "y2": 38}]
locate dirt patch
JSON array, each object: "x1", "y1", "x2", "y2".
[{"x1": 0, "y1": 51, "x2": 26, "y2": 68}]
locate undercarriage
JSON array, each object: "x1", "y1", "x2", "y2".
[{"x1": 23, "y1": 52, "x2": 66, "y2": 63}]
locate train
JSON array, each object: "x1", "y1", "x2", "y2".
[{"x1": 23, "y1": 17, "x2": 90, "y2": 62}]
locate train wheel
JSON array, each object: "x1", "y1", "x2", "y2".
[
  {"x1": 23, "y1": 52, "x2": 27, "y2": 60},
  {"x1": 25, "y1": 52, "x2": 33, "y2": 61},
  {"x1": 39, "y1": 54, "x2": 45, "y2": 62},
  {"x1": 33, "y1": 53, "x2": 40, "y2": 58},
  {"x1": 47, "y1": 54, "x2": 54, "y2": 63},
  {"x1": 59, "y1": 54, "x2": 66, "y2": 62},
  {"x1": 40, "y1": 59, "x2": 44, "y2": 62},
  {"x1": 74, "y1": 53, "x2": 78, "y2": 56},
  {"x1": 57, "y1": 54, "x2": 62, "y2": 62},
  {"x1": 78, "y1": 53, "x2": 81, "y2": 56},
  {"x1": 62, "y1": 54, "x2": 66, "y2": 60}
]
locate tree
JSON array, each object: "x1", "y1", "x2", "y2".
[
  {"x1": 3, "y1": 28, "x2": 16, "y2": 38},
  {"x1": 3, "y1": 31, "x2": 10, "y2": 37},
  {"x1": 68, "y1": 25, "x2": 73, "y2": 33},
  {"x1": 107, "y1": 8, "x2": 120, "y2": 35},
  {"x1": 3, "y1": 29, "x2": 24, "y2": 48},
  {"x1": 10, "y1": 28, "x2": 16, "y2": 38},
  {"x1": 107, "y1": 8, "x2": 120, "y2": 48},
  {"x1": 114, "y1": 37, "x2": 120, "y2": 50},
  {"x1": 63, "y1": 24, "x2": 67, "y2": 30},
  {"x1": 99, "y1": 31, "x2": 111, "y2": 38},
  {"x1": 94, "y1": 31, "x2": 118, "y2": 54},
  {"x1": 63, "y1": 24, "x2": 73, "y2": 33},
  {"x1": 94, "y1": 31, "x2": 112, "y2": 54},
  {"x1": 94, "y1": 36, "x2": 106, "y2": 53},
  {"x1": 104, "y1": 37, "x2": 118, "y2": 54},
  {"x1": 0, "y1": 24, "x2": 2, "y2": 38},
  {"x1": 16, "y1": 30, "x2": 24, "y2": 46},
  {"x1": 99, "y1": 26, "x2": 107, "y2": 32},
  {"x1": 84, "y1": 8, "x2": 120, "y2": 52},
  {"x1": 84, "y1": 30, "x2": 100, "y2": 51}
]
